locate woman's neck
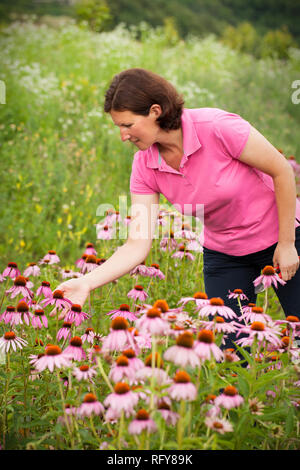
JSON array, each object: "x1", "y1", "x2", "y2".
[{"x1": 156, "y1": 127, "x2": 183, "y2": 170}]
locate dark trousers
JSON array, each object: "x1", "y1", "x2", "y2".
[{"x1": 203, "y1": 226, "x2": 300, "y2": 350}]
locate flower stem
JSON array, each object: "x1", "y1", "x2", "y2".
[
  {"x1": 177, "y1": 400, "x2": 186, "y2": 450},
  {"x1": 96, "y1": 356, "x2": 114, "y2": 392}
]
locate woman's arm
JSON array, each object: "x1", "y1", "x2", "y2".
[
  {"x1": 55, "y1": 192, "x2": 160, "y2": 306},
  {"x1": 239, "y1": 126, "x2": 299, "y2": 281}
]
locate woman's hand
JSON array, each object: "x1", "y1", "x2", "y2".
[
  {"x1": 273, "y1": 243, "x2": 300, "y2": 282},
  {"x1": 50, "y1": 277, "x2": 91, "y2": 319}
]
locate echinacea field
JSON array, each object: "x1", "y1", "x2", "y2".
[{"x1": 1, "y1": 16, "x2": 300, "y2": 451}]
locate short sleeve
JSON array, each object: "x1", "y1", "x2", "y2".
[
  {"x1": 213, "y1": 111, "x2": 251, "y2": 159},
  {"x1": 130, "y1": 152, "x2": 159, "y2": 195}
]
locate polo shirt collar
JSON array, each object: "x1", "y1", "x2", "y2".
[{"x1": 146, "y1": 108, "x2": 202, "y2": 170}]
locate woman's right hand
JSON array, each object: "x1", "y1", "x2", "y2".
[{"x1": 50, "y1": 277, "x2": 91, "y2": 319}]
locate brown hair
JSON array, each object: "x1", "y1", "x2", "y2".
[{"x1": 104, "y1": 68, "x2": 184, "y2": 130}]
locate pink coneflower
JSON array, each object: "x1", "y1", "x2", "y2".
[
  {"x1": 199, "y1": 316, "x2": 238, "y2": 336},
  {"x1": 128, "y1": 327, "x2": 152, "y2": 352},
  {"x1": 0, "y1": 305, "x2": 15, "y2": 324},
  {"x1": 109, "y1": 355, "x2": 136, "y2": 383},
  {"x1": 248, "y1": 397, "x2": 265, "y2": 415},
  {"x1": 160, "y1": 231, "x2": 178, "y2": 252},
  {"x1": 40, "y1": 250, "x2": 60, "y2": 265},
  {"x1": 235, "y1": 321, "x2": 282, "y2": 348},
  {"x1": 41, "y1": 289, "x2": 72, "y2": 310},
  {"x1": 10, "y1": 300, "x2": 31, "y2": 326},
  {"x1": 274, "y1": 315, "x2": 300, "y2": 336},
  {"x1": 122, "y1": 348, "x2": 144, "y2": 372},
  {"x1": 103, "y1": 382, "x2": 139, "y2": 414},
  {"x1": 186, "y1": 239, "x2": 203, "y2": 252},
  {"x1": 135, "y1": 353, "x2": 170, "y2": 385},
  {"x1": 130, "y1": 262, "x2": 153, "y2": 277},
  {"x1": 194, "y1": 330, "x2": 224, "y2": 362},
  {"x1": 102, "y1": 317, "x2": 136, "y2": 352},
  {"x1": 56, "y1": 322, "x2": 73, "y2": 342},
  {"x1": 96, "y1": 225, "x2": 114, "y2": 240},
  {"x1": 73, "y1": 364, "x2": 97, "y2": 381},
  {"x1": 214, "y1": 385, "x2": 244, "y2": 409},
  {"x1": 223, "y1": 348, "x2": 240, "y2": 363},
  {"x1": 178, "y1": 291, "x2": 210, "y2": 308},
  {"x1": 128, "y1": 409, "x2": 157, "y2": 435},
  {"x1": 61, "y1": 269, "x2": 79, "y2": 279},
  {"x1": 227, "y1": 288, "x2": 249, "y2": 301},
  {"x1": 23, "y1": 262, "x2": 41, "y2": 277},
  {"x1": 75, "y1": 254, "x2": 88, "y2": 271},
  {"x1": 0, "y1": 331, "x2": 28, "y2": 353},
  {"x1": 174, "y1": 226, "x2": 197, "y2": 240},
  {"x1": 156, "y1": 401, "x2": 179, "y2": 425},
  {"x1": 87, "y1": 344, "x2": 103, "y2": 364},
  {"x1": 6, "y1": 275, "x2": 34, "y2": 300},
  {"x1": 2, "y1": 262, "x2": 21, "y2": 279},
  {"x1": 148, "y1": 263, "x2": 165, "y2": 280},
  {"x1": 107, "y1": 304, "x2": 137, "y2": 322},
  {"x1": 64, "y1": 336, "x2": 86, "y2": 361},
  {"x1": 81, "y1": 255, "x2": 98, "y2": 273},
  {"x1": 172, "y1": 245, "x2": 195, "y2": 261},
  {"x1": 81, "y1": 327, "x2": 96, "y2": 344},
  {"x1": 34, "y1": 344, "x2": 71, "y2": 372},
  {"x1": 205, "y1": 416, "x2": 233, "y2": 434},
  {"x1": 78, "y1": 393, "x2": 104, "y2": 417},
  {"x1": 36, "y1": 281, "x2": 52, "y2": 298},
  {"x1": 253, "y1": 265, "x2": 286, "y2": 290},
  {"x1": 31, "y1": 308, "x2": 48, "y2": 329},
  {"x1": 127, "y1": 285, "x2": 149, "y2": 302},
  {"x1": 197, "y1": 297, "x2": 237, "y2": 320},
  {"x1": 135, "y1": 307, "x2": 170, "y2": 336},
  {"x1": 123, "y1": 215, "x2": 132, "y2": 226},
  {"x1": 84, "y1": 242, "x2": 97, "y2": 256},
  {"x1": 167, "y1": 370, "x2": 197, "y2": 401},
  {"x1": 65, "y1": 304, "x2": 90, "y2": 326},
  {"x1": 241, "y1": 304, "x2": 272, "y2": 324},
  {"x1": 163, "y1": 331, "x2": 200, "y2": 368}
]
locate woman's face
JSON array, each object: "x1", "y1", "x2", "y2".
[{"x1": 110, "y1": 106, "x2": 162, "y2": 151}]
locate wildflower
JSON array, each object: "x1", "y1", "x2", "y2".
[
  {"x1": 96, "y1": 225, "x2": 114, "y2": 240},
  {"x1": 65, "y1": 304, "x2": 90, "y2": 326},
  {"x1": 64, "y1": 336, "x2": 86, "y2": 361},
  {"x1": 148, "y1": 263, "x2": 165, "y2": 280},
  {"x1": 75, "y1": 254, "x2": 88, "y2": 271},
  {"x1": 6, "y1": 275, "x2": 34, "y2": 300},
  {"x1": 172, "y1": 245, "x2": 195, "y2": 261},
  {"x1": 194, "y1": 330, "x2": 224, "y2": 362},
  {"x1": 104, "y1": 382, "x2": 139, "y2": 414},
  {"x1": 163, "y1": 331, "x2": 200, "y2": 368},
  {"x1": 0, "y1": 305, "x2": 15, "y2": 324},
  {"x1": 10, "y1": 300, "x2": 31, "y2": 326},
  {"x1": 253, "y1": 265, "x2": 286, "y2": 291},
  {"x1": 205, "y1": 416, "x2": 233, "y2": 434},
  {"x1": 174, "y1": 225, "x2": 197, "y2": 240},
  {"x1": 78, "y1": 393, "x2": 104, "y2": 417},
  {"x1": 248, "y1": 398, "x2": 265, "y2": 415},
  {"x1": 34, "y1": 344, "x2": 71, "y2": 372},
  {"x1": 107, "y1": 304, "x2": 137, "y2": 322},
  {"x1": 40, "y1": 250, "x2": 60, "y2": 265},
  {"x1": 178, "y1": 291, "x2": 210, "y2": 308},
  {"x1": 275, "y1": 316, "x2": 300, "y2": 336},
  {"x1": 241, "y1": 305, "x2": 272, "y2": 324},
  {"x1": 88, "y1": 344, "x2": 103, "y2": 364},
  {"x1": 57, "y1": 322, "x2": 73, "y2": 342},
  {"x1": 2, "y1": 262, "x2": 21, "y2": 279},
  {"x1": 130, "y1": 262, "x2": 153, "y2": 277},
  {"x1": 128, "y1": 327, "x2": 152, "y2": 352},
  {"x1": 84, "y1": 242, "x2": 97, "y2": 256},
  {"x1": 122, "y1": 348, "x2": 144, "y2": 372},
  {"x1": 160, "y1": 231, "x2": 178, "y2": 252},
  {"x1": 109, "y1": 355, "x2": 136, "y2": 383},
  {"x1": 127, "y1": 285, "x2": 149, "y2": 302},
  {"x1": 135, "y1": 353, "x2": 170, "y2": 385},
  {"x1": 41, "y1": 289, "x2": 72, "y2": 311},
  {"x1": 227, "y1": 289, "x2": 249, "y2": 301},
  {"x1": 36, "y1": 281, "x2": 52, "y2": 298},
  {"x1": 123, "y1": 215, "x2": 132, "y2": 226},
  {"x1": 61, "y1": 269, "x2": 80, "y2": 279},
  {"x1": 199, "y1": 316, "x2": 238, "y2": 335},
  {"x1": 135, "y1": 307, "x2": 170, "y2": 336},
  {"x1": 81, "y1": 327, "x2": 96, "y2": 344},
  {"x1": 128, "y1": 409, "x2": 158, "y2": 435},
  {"x1": 23, "y1": 262, "x2": 41, "y2": 277},
  {"x1": 235, "y1": 322, "x2": 282, "y2": 348},
  {"x1": 73, "y1": 364, "x2": 97, "y2": 382},
  {"x1": 223, "y1": 348, "x2": 240, "y2": 363},
  {"x1": 214, "y1": 386, "x2": 244, "y2": 409},
  {"x1": 167, "y1": 370, "x2": 197, "y2": 401},
  {"x1": 198, "y1": 297, "x2": 237, "y2": 320},
  {"x1": 102, "y1": 317, "x2": 136, "y2": 352},
  {"x1": 31, "y1": 308, "x2": 48, "y2": 329},
  {"x1": 0, "y1": 331, "x2": 28, "y2": 353},
  {"x1": 156, "y1": 401, "x2": 179, "y2": 426}
]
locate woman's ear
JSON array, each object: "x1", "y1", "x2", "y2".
[{"x1": 149, "y1": 104, "x2": 162, "y2": 119}]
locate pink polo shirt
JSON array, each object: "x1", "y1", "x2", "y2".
[{"x1": 130, "y1": 108, "x2": 300, "y2": 256}]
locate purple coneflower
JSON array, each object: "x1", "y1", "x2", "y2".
[
  {"x1": 36, "y1": 281, "x2": 52, "y2": 298},
  {"x1": 81, "y1": 255, "x2": 98, "y2": 273},
  {"x1": 73, "y1": 364, "x2": 97, "y2": 382},
  {"x1": 84, "y1": 242, "x2": 97, "y2": 256},
  {"x1": 128, "y1": 409, "x2": 157, "y2": 435},
  {"x1": 57, "y1": 322, "x2": 73, "y2": 342},
  {"x1": 104, "y1": 382, "x2": 139, "y2": 414},
  {"x1": 102, "y1": 317, "x2": 136, "y2": 352},
  {"x1": 41, "y1": 289, "x2": 72, "y2": 311},
  {"x1": 128, "y1": 327, "x2": 152, "y2": 352},
  {"x1": 148, "y1": 263, "x2": 165, "y2": 280},
  {"x1": 194, "y1": 329, "x2": 224, "y2": 362},
  {"x1": 109, "y1": 355, "x2": 136, "y2": 383},
  {"x1": 178, "y1": 291, "x2": 210, "y2": 308},
  {"x1": 214, "y1": 385, "x2": 244, "y2": 409},
  {"x1": 127, "y1": 285, "x2": 149, "y2": 302},
  {"x1": 135, "y1": 307, "x2": 170, "y2": 336},
  {"x1": 2, "y1": 262, "x2": 21, "y2": 279},
  {"x1": 205, "y1": 416, "x2": 233, "y2": 434},
  {"x1": 172, "y1": 245, "x2": 195, "y2": 261},
  {"x1": 197, "y1": 297, "x2": 237, "y2": 320},
  {"x1": 156, "y1": 400, "x2": 179, "y2": 425},
  {"x1": 199, "y1": 316, "x2": 238, "y2": 336},
  {"x1": 228, "y1": 288, "x2": 249, "y2": 301},
  {"x1": 253, "y1": 265, "x2": 286, "y2": 290},
  {"x1": 81, "y1": 327, "x2": 96, "y2": 344},
  {"x1": 34, "y1": 344, "x2": 71, "y2": 372},
  {"x1": 107, "y1": 304, "x2": 137, "y2": 322},
  {"x1": 130, "y1": 262, "x2": 153, "y2": 277},
  {"x1": 160, "y1": 231, "x2": 178, "y2": 252},
  {"x1": 135, "y1": 353, "x2": 170, "y2": 385},
  {"x1": 0, "y1": 331, "x2": 28, "y2": 353},
  {"x1": 163, "y1": 331, "x2": 200, "y2": 368},
  {"x1": 235, "y1": 321, "x2": 282, "y2": 348},
  {"x1": 65, "y1": 304, "x2": 90, "y2": 326},
  {"x1": 122, "y1": 348, "x2": 144, "y2": 372},
  {"x1": 241, "y1": 304, "x2": 272, "y2": 324},
  {"x1": 31, "y1": 308, "x2": 48, "y2": 329},
  {"x1": 64, "y1": 336, "x2": 86, "y2": 361},
  {"x1": 167, "y1": 370, "x2": 197, "y2": 401},
  {"x1": 10, "y1": 300, "x2": 31, "y2": 326},
  {"x1": 0, "y1": 305, "x2": 15, "y2": 324},
  {"x1": 23, "y1": 262, "x2": 41, "y2": 277},
  {"x1": 6, "y1": 275, "x2": 34, "y2": 300},
  {"x1": 274, "y1": 315, "x2": 300, "y2": 337},
  {"x1": 40, "y1": 250, "x2": 60, "y2": 265},
  {"x1": 78, "y1": 393, "x2": 104, "y2": 417},
  {"x1": 75, "y1": 254, "x2": 88, "y2": 271},
  {"x1": 96, "y1": 225, "x2": 114, "y2": 240}
]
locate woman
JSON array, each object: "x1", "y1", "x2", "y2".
[{"x1": 56, "y1": 68, "x2": 300, "y2": 347}]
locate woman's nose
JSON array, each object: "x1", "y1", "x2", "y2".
[{"x1": 120, "y1": 128, "x2": 130, "y2": 142}]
